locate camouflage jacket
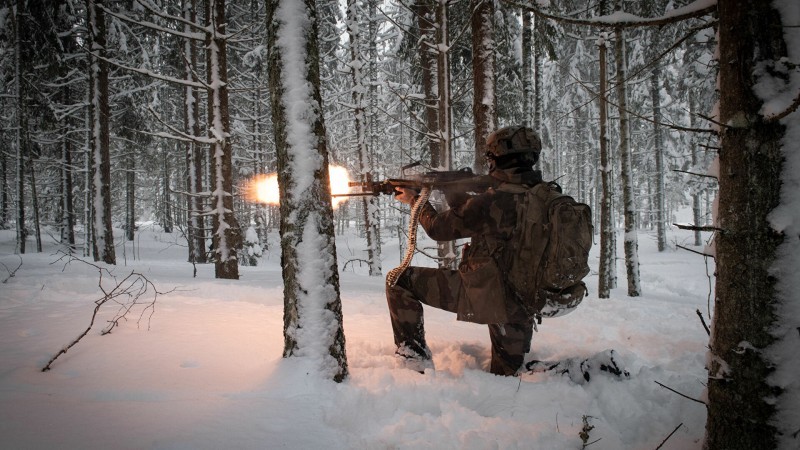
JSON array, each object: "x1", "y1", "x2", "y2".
[{"x1": 416, "y1": 168, "x2": 543, "y2": 324}]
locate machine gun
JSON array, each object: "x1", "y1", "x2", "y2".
[{"x1": 336, "y1": 162, "x2": 494, "y2": 198}]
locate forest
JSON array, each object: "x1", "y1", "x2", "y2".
[
  {"x1": 0, "y1": 0, "x2": 719, "y2": 278},
  {"x1": 0, "y1": 0, "x2": 797, "y2": 448}
]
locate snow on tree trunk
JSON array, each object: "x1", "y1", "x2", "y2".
[
  {"x1": 183, "y1": 0, "x2": 207, "y2": 264},
  {"x1": 347, "y1": 0, "x2": 381, "y2": 277},
  {"x1": 522, "y1": 12, "x2": 532, "y2": 130},
  {"x1": 471, "y1": 0, "x2": 495, "y2": 175},
  {"x1": 267, "y1": 0, "x2": 348, "y2": 382},
  {"x1": 86, "y1": 0, "x2": 115, "y2": 265},
  {"x1": 705, "y1": 1, "x2": 793, "y2": 448},
  {"x1": 205, "y1": 0, "x2": 240, "y2": 279},
  {"x1": 613, "y1": 25, "x2": 640, "y2": 297},
  {"x1": 597, "y1": 36, "x2": 614, "y2": 299},
  {"x1": 415, "y1": 0, "x2": 440, "y2": 161},
  {"x1": 366, "y1": 0, "x2": 382, "y2": 277},
  {"x1": 650, "y1": 39, "x2": 666, "y2": 252},
  {"x1": 434, "y1": 0, "x2": 456, "y2": 269}
]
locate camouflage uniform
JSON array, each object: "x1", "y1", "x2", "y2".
[{"x1": 387, "y1": 168, "x2": 542, "y2": 376}]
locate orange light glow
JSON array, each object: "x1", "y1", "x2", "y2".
[
  {"x1": 245, "y1": 173, "x2": 280, "y2": 205},
  {"x1": 245, "y1": 165, "x2": 351, "y2": 209}
]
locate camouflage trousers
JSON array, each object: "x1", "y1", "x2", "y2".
[{"x1": 387, "y1": 266, "x2": 534, "y2": 376}]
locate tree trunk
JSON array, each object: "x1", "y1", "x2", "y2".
[
  {"x1": 267, "y1": 0, "x2": 348, "y2": 382},
  {"x1": 28, "y1": 147, "x2": 42, "y2": 253},
  {"x1": 161, "y1": 150, "x2": 173, "y2": 233},
  {"x1": 597, "y1": 36, "x2": 613, "y2": 299},
  {"x1": 183, "y1": 0, "x2": 207, "y2": 264},
  {"x1": 435, "y1": 0, "x2": 456, "y2": 269},
  {"x1": 521, "y1": 11, "x2": 532, "y2": 129},
  {"x1": 347, "y1": 0, "x2": 381, "y2": 277},
  {"x1": 689, "y1": 96, "x2": 703, "y2": 247},
  {"x1": 613, "y1": 25, "x2": 640, "y2": 297},
  {"x1": 650, "y1": 39, "x2": 666, "y2": 252},
  {"x1": 414, "y1": 0, "x2": 440, "y2": 161},
  {"x1": 125, "y1": 146, "x2": 136, "y2": 242},
  {"x1": 471, "y1": 0, "x2": 495, "y2": 175},
  {"x1": 206, "y1": 0, "x2": 239, "y2": 279},
  {"x1": 704, "y1": 1, "x2": 787, "y2": 448},
  {"x1": 61, "y1": 126, "x2": 76, "y2": 248},
  {"x1": 12, "y1": 1, "x2": 26, "y2": 254},
  {"x1": 86, "y1": 0, "x2": 115, "y2": 265},
  {"x1": 366, "y1": 0, "x2": 382, "y2": 276}
]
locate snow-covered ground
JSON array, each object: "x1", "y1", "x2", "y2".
[{"x1": 0, "y1": 222, "x2": 712, "y2": 449}]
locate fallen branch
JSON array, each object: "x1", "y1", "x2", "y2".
[
  {"x1": 1, "y1": 255, "x2": 23, "y2": 283},
  {"x1": 42, "y1": 254, "x2": 174, "y2": 372},
  {"x1": 655, "y1": 423, "x2": 683, "y2": 450},
  {"x1": 654, "y1": 380, "x2": 707, "y2": 405}
]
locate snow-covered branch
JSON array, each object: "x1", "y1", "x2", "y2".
[{"x1": 506, "y1": 0, "x2": 717, "y2": 29}]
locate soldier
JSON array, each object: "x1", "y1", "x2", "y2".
[{"x1": 388, "y1": 126, "x2": 543, "y2": 376}]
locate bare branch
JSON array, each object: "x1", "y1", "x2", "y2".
[
  {"x1": 94, "y1": 52, "x2": 206, "y2": 89},
  {"x1": 673, "y1": 169, "x2": 718, "y2": 179},
  {"x1": 676, "y1": 244, "x2": 715, "y2": 258},
  {"x1": 696, "y1": 309, "x2": 711, "y2": 336},
  {"x1": 42, "y1": 254, "x2": 175, "y2": 372},
  {"x1": 654, "y1": 380, "x2": 707, "y2": 405},
  {"x1": 99, "y1": 3, "x2": 206, "y2": 41},
  {"x1": 765, "y1": 90, "x2": 800, "y2": 123},
  {"x1": 1, "y1": 256, "x2": 23, "y2": 283},
  {"x1": 655, "y1": 423, "x2": 684, "y2": 450},
  {"x1": 673, "y1": 223, "x2": 723, "y2": 232}
]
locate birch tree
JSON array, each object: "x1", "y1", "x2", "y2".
[{"x1": 266, "y1": 0, "x2": 348, "y2": 382}]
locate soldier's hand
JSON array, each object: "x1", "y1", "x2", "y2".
[{"x1": 394, "y1": 187, "x2": 420, "y2": 205}]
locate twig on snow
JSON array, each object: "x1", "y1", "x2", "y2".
[
  {"x1": 1, "y1": 255, "x2": 23, "y2": 283},
  {"x1": 42, "y1": 254, "x2": 174, "y2": 372},
  {"x1": 655, "y1": 423, "x2": 683, "y2": 450}
]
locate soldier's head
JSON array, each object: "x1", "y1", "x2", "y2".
[{"x1": 485, "y1": 126, "x2": 541, "y2": 172}]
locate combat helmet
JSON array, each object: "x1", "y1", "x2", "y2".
[{"x1": 486, "y1": 126, "x2": 541, "y2": 158}]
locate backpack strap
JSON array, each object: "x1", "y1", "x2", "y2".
[{"x1": 496, "y1": 182, "x2": 534, "y2": 195}]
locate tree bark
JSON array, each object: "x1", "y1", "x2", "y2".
[
  {"x1": 597, "y1": 36, "x2": 613, "y2": 299},
  {"x1": 87, "y1": 0, "x2": 115, "y2": 265},
  {"x1": 414, "y1": 0, "x2": 440, "y2": 161},
  {"x1": 613, "y1": 25, "x2": 640, "y2": 297},
  {"x1": 471, "y1": 0, "x2": 495, "y2": 175},
  {"x1": 347, "y1": 0, "x2": 381, "y2": 276},
  {"x1": 206, "y1": 0, "x2": 239, "y2": 279},
  {"x1": 704, "y1": 1, "x2": 786, "y2": 448},
  {"x1": 650, "y1": 33, "x2": 666, "y2": 252}
]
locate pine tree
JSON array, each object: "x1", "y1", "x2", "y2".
[{"x1": 704, "y1": 0, "x2": 790, "y2": 447}]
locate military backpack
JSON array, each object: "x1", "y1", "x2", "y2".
[{"x1": 497, "y1": 181, "x2": 593, "y2": 318}]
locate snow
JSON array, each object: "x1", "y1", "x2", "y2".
[
  {"x1": 765, "y1": 1, "x2": 800, "y2": 447},
  {"x1": 1, "y1": 222, "x2": 712, "y2": 449}
]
